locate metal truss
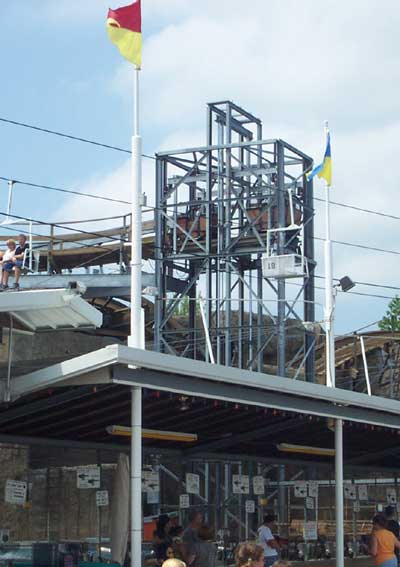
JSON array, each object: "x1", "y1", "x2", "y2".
[{"x1": 154, "y1": 101, "x2": 315, "y2": 380}]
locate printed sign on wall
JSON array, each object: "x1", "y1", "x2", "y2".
[
  {"x1": 186, "y1": 473, "x2": 200, "y2": 495},
  {"x1": 294, "y1": 482, "x2": 307, "y2": 498},
  {"x1": 233, "y1": 475, "x2": 250, "y2": 494},
  {"x1": 5, "y1": 480, "x2": 27, "y2": 505},
  {"x1": 77, "y1": 467, "x2": 100, "y2": 489},
  {"x1": 253, "y1": 476, "x2": 265, "y2": 495}
]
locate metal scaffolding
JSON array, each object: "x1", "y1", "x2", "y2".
[{"x1": 155, "y1": 101, "x2": 315, "y2": 380}]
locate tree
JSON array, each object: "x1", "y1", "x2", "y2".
[{"x1": 379, "y1": 296, "x2": 400, "y2": 331}]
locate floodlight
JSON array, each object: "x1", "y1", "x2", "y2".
[{"x1": 339, "y1": 276, "x2": 355, "y2": 293}]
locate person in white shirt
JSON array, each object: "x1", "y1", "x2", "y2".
[
  {"x1": 257, "y1": 514, "x2": 280, "y2": 567},
  {"x1": 0, "y1": 239, "x2": 16, "y2": 290}
]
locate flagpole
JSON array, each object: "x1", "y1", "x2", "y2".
[
  {"x1": 321, "y1": 121, "x2": 344, "y2": 567},
  {"x1": 130, "y1": 66, "x2": 143, "y2": 567},
  {"x1": 324, "y1": 122, "x2": 335, "y2": 389}
]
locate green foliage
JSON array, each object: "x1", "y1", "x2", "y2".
[{"x1": 379, "y1": 296, "x2": 400, "y2": 331}]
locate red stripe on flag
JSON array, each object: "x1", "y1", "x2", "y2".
[{"x1": 108, "y1": 1, "x2": 141, "y2": 33}]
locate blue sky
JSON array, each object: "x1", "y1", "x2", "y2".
[{"x1": 1, "y1": 0, "x2": 400, "y2": 334}]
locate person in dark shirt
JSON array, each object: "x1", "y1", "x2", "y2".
[
  {"x1": 153, "y1": 514, "x2": 172, "y2": 566},
  {"x1": 385, "y1": 506, "x2": 400, "y2": 565}
]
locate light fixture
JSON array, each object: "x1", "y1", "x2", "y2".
[
  {"x1": 337, "y1": 276, "x2": 355, "y2": 293},
  {"x1": 179, "y1": 395, "x2": 190, "y2": 411},
  {"x1": 277, "y1": 442, "x2": 335, "y2": 457},
  {"x1": 106, "y1": 425, "x2": 198, "y2": 443}
]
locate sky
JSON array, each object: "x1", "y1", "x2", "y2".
[{"x1": 1, "y1": 0, "x2": 400, "y2": 334}]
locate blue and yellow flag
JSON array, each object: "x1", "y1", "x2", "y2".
[{"x1": 307, "y1": 131, "x2": 332, "y2": 186}]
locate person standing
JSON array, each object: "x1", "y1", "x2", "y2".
[
  {"x1": 235, "y1": 543, "x2": 264, "y2": 567},
  {"x1": 369, "y1": 513, "x2": 400, "y2": 567},
  {"x1": 191, "y1": 525, "x2": 217, "y2": 567},
  {"x1": 153, "y1": 514, "x2": 173, "y2": 566},
  {"x1": 257, "y1": 514, "x2": 280, "y2": 567},
  {"x1": 385, "y1": 507, "x2": 400, "y2": 566},
  {"x1": 162, "y1": 560, "x2": 186, "y2": 567},
  {"x1": 182, "y1": 510, "x2": 203, "y2": 566}
]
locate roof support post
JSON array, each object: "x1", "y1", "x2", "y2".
[{"x1": 335, "y1": 418, "x2": 344, "y2": 567}]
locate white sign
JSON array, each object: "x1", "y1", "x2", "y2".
[
  {"x1": 253, "y1": 476, "x2": 265, "y2": 495},
  {"x1": 186, "y1": 473, "x2": 200, "y2": 495},
  {"x1": 353, "y1": 501, "x2": 360, "y2": 513},
  {"x1": 308, "y1": 482, "x2": 318, "y2": 499},
  {"x1": 233, "y1": 475, "x2": 250, "y2": 494},
  {"x1": 142, "y1": 471, "x2": 160, "y2": 493},
  {"x1": 294, "y1": 482, "x2": 307, "y2": 498},
  {"x1": 245, "y1": 500, "x2": 255, "y2": 514},
  {"x1": 180, "y1": 494, "x2": 190, "y2": 509},
  {"x1": 147, "y1": 490, "x2": 160, "y2": 504},
  {"x1": 303, "y1": 521, "x2": 318, "y2": 541},
  {"x1": 306, "y1": 497, "x2": 314, "y2": 510},
  {"x1": 77, "y1": 466, "x2": 100, "y2": 489},
  {"x1": 344, "y1": 484, "x2": 356, "y2": 500},
  {"x1": 358, "y1": 485, "x2": 368, "y2": 501},
  {"x1": 387, "y1": 488, "x2": 397, "y2": 504},
  {"x1": 96, "y1": 490, "x2": 109, "y2": 507},
  {"x1": 5, "y1": 480, "x2": 27, "y2": 505}
]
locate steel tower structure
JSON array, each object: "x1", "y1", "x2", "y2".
[{"x1": 155, "y1": 101, "x2": 315, "y2": 381}]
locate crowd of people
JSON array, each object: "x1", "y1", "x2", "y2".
[
  {"x1": 152, "y1": 510, "x2": 216, "y2": 567},
  {"x1": 0, "y1": 233, "x2": 29, "y2": 290},
  {"x1": 154, "y1": 505, "x2": 400, "y2": 567}
]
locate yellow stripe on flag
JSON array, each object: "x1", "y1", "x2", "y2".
[{"x1": 107, "y1": 25, "x2": 142, "y2": 67}]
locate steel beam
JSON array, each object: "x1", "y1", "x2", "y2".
[
  {"x1": 10, "y1": 344, "x2": 400, "y2": 425},
  {"x1": 113, "y1": 365, "x2": 400, "y2": 429},
  {"x1": 183, "y1": 418, "x2": 301, "y2": 455}
]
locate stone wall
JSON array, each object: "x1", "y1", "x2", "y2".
[{"x1": 0, "y1": 445, "x2": 114, "y2": 542}]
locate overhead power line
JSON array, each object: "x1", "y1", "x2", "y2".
[
  {"x1": 0, "y1": 175, "x2": 130, "y2": 206},
  {"x1": 0, "y1": 117, "x2": 155, "y2": 160},
  {"x1": 313, "y1": 195, "x2": 400, "y2": 222},
  {"x1": 2, "y1": 116, "x2": 400, "y2": 221}
]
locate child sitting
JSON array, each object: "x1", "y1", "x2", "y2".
[{"x1": 0, "y1": 239, "x2": 17, "y2": 290}]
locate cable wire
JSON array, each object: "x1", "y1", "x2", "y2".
[
  {"x1": 0, "y1": 175, "x2": 130, "y2": 206},
  {"x1": 0, "y1": 117, "x2": 155, "y2": 160}
]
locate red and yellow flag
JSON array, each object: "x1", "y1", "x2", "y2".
[{"x1": 107, "y1": 1, "x2": 142, "y2": 67}]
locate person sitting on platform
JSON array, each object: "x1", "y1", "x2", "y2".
[
  {"x1": 0, "y1": 239, "x2": 17, "y2": 290},
  {"x1": 1, "y1": 234, "x2": 29, "y2": 290},
  {"x1": 12, "y1": 234, "x2": 29, "y2": 289},
  {"x1": 235, "y1": 542, "x2": 264, "y2": 567}
]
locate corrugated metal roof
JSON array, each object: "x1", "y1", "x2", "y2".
[{"x1": 0, "y1": 288, "x2": 102, "y2": 331}]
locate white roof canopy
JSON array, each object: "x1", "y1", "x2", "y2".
[{"x1": 0, "y1": 288, "x2": 102, "y2": 331}]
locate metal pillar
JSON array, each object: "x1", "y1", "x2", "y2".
[
  {"x1": 277, "y1": 465, "x2": 287, "y2": 535},
  {"x1": 276, "y1": 141, "x2": 286, "y2": 377},
  {"x1": 303, "y1": 158, "x2": 315, "y2": 382},
  {"x1": 130, "y1": 387, "x2": 142, "y2": 567},
  {"x1": 335, "y1": 419, "x2": 344, "y2": 567}
]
